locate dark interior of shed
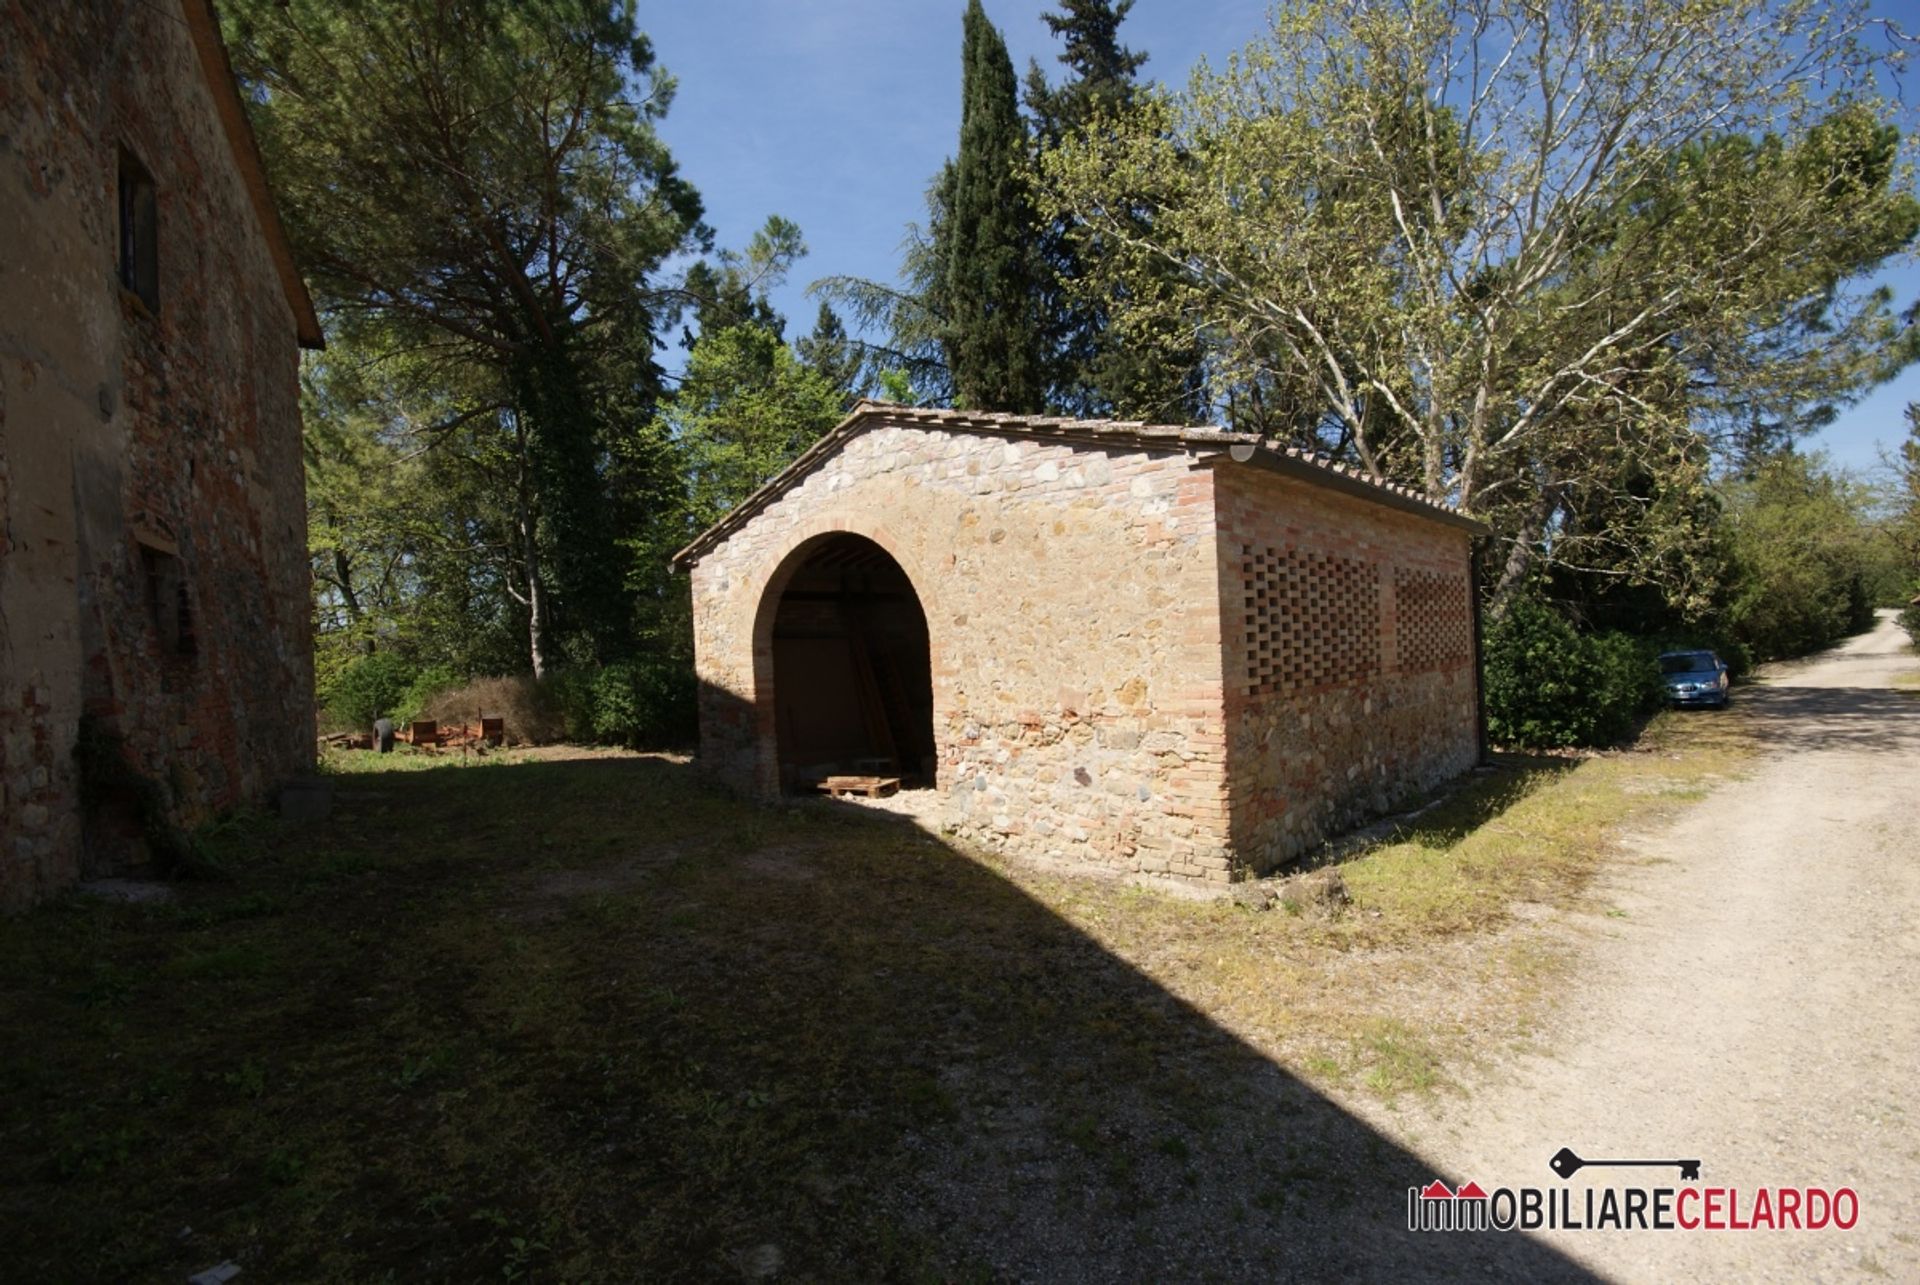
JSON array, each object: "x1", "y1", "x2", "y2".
[{"x1": 769, "y1": 534, "x2": 937, "y2": 791}]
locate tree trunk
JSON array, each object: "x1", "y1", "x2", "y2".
[
  {"x1": 1422, "y1": 415, "x2": 1445, "y2": 500},
  {"x1": 522, "y1": 507, "x2": 550, "y2": 681},
  {"x1": 331, "y1": 548, "x2": 375, "y2": 656},
  {"x1": 514, "y1": 422, "x2": 550, "y2": 681},
  {"x1": 1489, "y1": 484, "x2": 1558, "y2": 614},
  {"x1": 526, "y1": 546, "x2": 550, "y2": 681}
]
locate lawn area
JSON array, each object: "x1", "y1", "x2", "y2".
[{"x1": 0, "y1": 715, "x2": 1750, "y2": 1280}]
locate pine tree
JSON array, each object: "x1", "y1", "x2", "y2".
[
  {"x1": 225, "y1": 0, "x2": 706, "y2": 675},
  {"x1": 942, "y1": 0, "x2": 1047, "y2": 413},
  {"x1": 1024, "y1": 0, "x2": 1145, "y2": 139},
  {"x1": 795, "y1": 303, "x2": 867, "y2": 408},
  {"x1": 1025, "y1": 0, "x2": 1204, "y2": 421}
]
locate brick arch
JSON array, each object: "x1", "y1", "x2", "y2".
[{"x1": 746, "y1": 518, "x2": 944, "y2": 797}]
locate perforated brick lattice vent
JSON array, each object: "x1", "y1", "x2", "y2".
[
  {"x1": 1394, "y1": 567, "x2": 1472, "y2": 672},
  {"x1": 1243, "y1": 546, "x2": 1381, "y2": 696}
]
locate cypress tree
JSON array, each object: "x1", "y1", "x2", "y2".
[{"x1": 942, "y1": 0, "x2": 1047, "y2": 413}]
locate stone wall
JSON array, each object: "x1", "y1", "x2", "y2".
[
  {"x1": 687, "y1": 409, "x2": 1484, "y2": 885},
  {"x1": 1212, "y1": 464, "x2": 1480, "y2": 873},
  {"x1": 0, "y1": 1, "x2": 314, "y2": 908},
  {"x1": 688, "y1": 418, "x2": 1235, "y2": 881}
]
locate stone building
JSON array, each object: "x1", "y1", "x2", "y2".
[
  {"x1": 676, "y1": 402, "x2": 1487, "y2": 883},
  {"x1": 1, "y1": 0, "x2": 323, "y2": 908}
]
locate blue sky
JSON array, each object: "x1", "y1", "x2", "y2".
[{"x1": 643, "y1": 1, "x2": 1919, "y2": 477}]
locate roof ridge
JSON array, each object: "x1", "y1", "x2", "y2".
[
  {"x1": 672, "y1": 402, "x2": 1483, "y2": 568},
  {"x1": 853, "y1": 401, "x2": 1450, "y2": 507}
]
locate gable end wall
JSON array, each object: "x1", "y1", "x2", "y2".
[{"x1": 688, "y1": 421, "x2": 1235, "y2": 880}]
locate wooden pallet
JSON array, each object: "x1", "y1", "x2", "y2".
[{"x1": 817, "y1": 775, "x2": 900, "y2": 799}]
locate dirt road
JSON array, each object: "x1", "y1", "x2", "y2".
[{"x1": 1384, "y1": 611, "x2": 1920, "y2": 1280}]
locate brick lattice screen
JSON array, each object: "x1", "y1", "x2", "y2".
[
  {"x1": 1242, "y1": 546, "x2": 1381, "y2": 696},
  {"x1": 1393, "y1": 567, "x2": 1473, "y2": 672}
]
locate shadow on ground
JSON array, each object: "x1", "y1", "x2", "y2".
[
  {"x1": 1724, "y1": 684, "x2": 1920, "y2": 754},
  {"x1": 0, "y1": 750, "x2": 1593, "y2": 1282}
]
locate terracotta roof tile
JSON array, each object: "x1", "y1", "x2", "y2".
[{"x1": 671, "y1": 400, "x2": 1484, "y2": 568}]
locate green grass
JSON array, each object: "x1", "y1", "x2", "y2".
[
  {"x1": 996, "y1": 708, "x2": 1757, "y2": 1099},
  {"x1": 1341, "y1": 717, "x2": 1751, "y2": 937},
  {"x1": 0, "y1": 718, "x2": 1753, "y2": 1279},
  {"x1": 1354, "y1": 1018, "x2": 1441, "y2": 1097}
]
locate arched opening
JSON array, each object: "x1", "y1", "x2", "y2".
[{"x1": 765, "y1": 533, "x2": 936, "y2": 793}]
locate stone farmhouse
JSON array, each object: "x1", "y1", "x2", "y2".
[
  {"x1": 675, "y1": 401, "x2": 1488, "y2": 883},
  {"x1": 1, "y1": 0, "x2": 323, "y2": 908}
]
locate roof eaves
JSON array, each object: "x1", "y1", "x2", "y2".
[
  {"x1": 180, "y1": 0, "x2": 325, "y2": 350},
  {"x1": 668, "y1": 403, "x2": 874, "y2": 569},
  {"x1": 669, "y1": 402, "x2": 1487, "y2": 568},
  {"x1": 1214, "y1": 441, "x2": 1490, "y2": 535}
]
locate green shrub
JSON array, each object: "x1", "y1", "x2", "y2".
[
  {"x1": 1588, "y1": 630, "x2": 1667, "y2": 723},
  {"x1": 321, "y1": 651, "x2": 417, "y2": 732},
  {"x1": 543, "y1": 658, "x2": 696, "y2": 748},
  {"x1": 543, "y1": 668, "x2": 596, "y2": 743},
  {"x1": 328, "y1": 656, "x2": 696, "y2": 747},
  {"x1": 1483, "y1": 596, "x2": 1664, "y2": 748},
  {"x1": 586, "y1": 658, "x2": 697, "y2": 748},
  {"x1": 1900, "y1": 599, "x2": 1920, "y2": 649},
  {"x1": 588, "y1": 662, "x2": 650, "y2": 746}
]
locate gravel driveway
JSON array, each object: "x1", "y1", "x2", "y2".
[{"x1": 1380, "y1": 611, "x2": 1920, "y2": 1281}]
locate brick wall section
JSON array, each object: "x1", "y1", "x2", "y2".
[
  {"x1": 688, "y1": 419, "x2": 1236, "y2": 880},
  {"x1": 0, "y1": 1, "x2": 314, "y2": 908},
  {"x1": 1212, "y1": 464, "x2": 1478, "y2": 874}
]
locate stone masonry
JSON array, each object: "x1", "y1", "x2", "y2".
[
  {"x1": 0, "y1": 0, "x2": 322, "y2": 908},
  {"x1": 677, "y1": 403, "x2": 1486, "y2": 883},
  {"x1": 1214, "y1": 464, "x2": 1480, "y2": 867}
]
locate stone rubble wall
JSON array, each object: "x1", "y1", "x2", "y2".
[
  {"x1": 689, "y1": 419, "x2": 1235, "y2": 881},
  {"x1": 1213, "y1": 464, "x2": 1479, "y2": 874},
  {"x1": 0, "y1": 1, "x2": 314, "y2": 909}
]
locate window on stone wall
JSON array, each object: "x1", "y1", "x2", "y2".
[
  {"x1": 1242, "y1": 545, "x2": 1380, "y2": 696},
  {"x1": 139, "y1": 541, "x2": 195, "y2": 659},
  {"x1": 1394, "y1": 567, "x2": 1472, "y2": 672},
  {"x1": 117, "y1": 147, "x2": 158, "y2": 310}
]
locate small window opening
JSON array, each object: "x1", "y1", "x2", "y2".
[
  {"x1": 118, "y1": 147, "x2": 158, "y2": 310},
  {"x1": 139, "y1": 544, "x2": 195, "y2": 659}
]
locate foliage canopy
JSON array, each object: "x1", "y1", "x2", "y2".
[{"x1": 1039, "y1": 0, "x2": 1920, "y2": 601}]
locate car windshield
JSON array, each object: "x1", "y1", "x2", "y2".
[{"x1": 1660, "y1": 652, "x2": 1717, "y2": 675}]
